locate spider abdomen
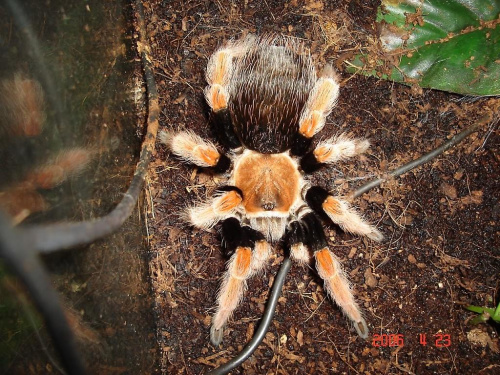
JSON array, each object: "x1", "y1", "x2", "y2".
[{"x1": 228, "y1": 37, "x2": 316, "y2": 153}]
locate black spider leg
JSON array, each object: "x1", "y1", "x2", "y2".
[
  {"x1": 212, "y1": 151, "x2": 231, "y2": 174},
  {"x1": 299, "y1": 149, "x2": 324, "y2": 174},
  {"x1": 206, "y1": 107, "x2": 240, "y2": 174},
  {"x1": 305, "y1": 185, "x2": 384, "y2": 242},
  {"x1": 290, "y1": 133, "x2": 312, "y2": 157},
  {"x1": 210, "y1": 108, "x2": 242, "y2": 150},
  {"x1": 290, "y1": 123, "x2": 318, "y2": 171},
  {"x1": 302, "y1": 212, "x2": 328, "y2": 253},
  {"x1": 303, "y1": 185, "x2": 339, "y2": 230},
  {"x1": 301, "y1": 213, "x2": 329, "y2": 252},
  {"x1": 284, "y1": 212, "x2": 328, "y2": 257},
  {"x1": 221, "y1": 217, "x2": 265, "y2": 258},
  {"x1": 283, "y1": 220, "x2": 306, "y2": 257},
  {"x1": 183, "y1": 105, "x2": 232, "y2": 173},
  {"x1": 304, "y1": 185, "x2": 330, "y2": 215},
  {"x1": 216, "y1": 185, "x2": 243, "y2": 196}
]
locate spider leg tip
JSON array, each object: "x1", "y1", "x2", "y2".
[
  {"x1": 319, "y1": 62, "x2": 337, "y2": 80},
  {"x1": 354, "y1": 318, "x2": 369, "y2": 339},
  {"x1": 158, "y1": 129, "x2": 172, "y2": 146},
  {"x1": 210, "y1": 325, "x2": 225, "y2": 346},
  {"x1": 368, "y1": 229, "x2": 384, "y2": 242}
]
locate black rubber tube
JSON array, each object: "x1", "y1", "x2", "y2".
[
  {"x1": 0, "y1": 215, "x2": 87, "y2": 375},
  {"x1": 352, "y1": 120, "x2": 483, "y2": 198}
]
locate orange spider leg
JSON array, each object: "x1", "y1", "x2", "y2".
[
  {"x1": 298, "y1": 64, "x2": 339, "y2": 138},
  {"x1": 2, "y1": 73, "x2": 46, "y2": 137},
  {"x1": 27, "y1": 148, "x2": 92, "y2": 189},
  {"x1": 313, "y1": 134, "x2": 370, "y2": 164},
  {"x1": 187, "y1": 189, "x2": 242, "y2": 230},
  {"x1": 205, "y1": 49, "x2": 234, "y2": 111},
  {"x1": 285, "y1": 213, "x2": 368, "y2": 338},
  {"x1": 323, "y1": 196, "x2": 383, "y2": 241},
  {"x1": 160, "y1": 130, "x2": 221, "y2": 167},
  {"x1": 251, "y1": 240, "x2": 271, "y2": 273},
  {"x1": 205, "y1": 36, "x2": 256, "y2": 112},
  {"x1": 315, "y1": 247, "x2": 368, "y2": 338},
  {"x1": 211, "y1": 243, "x2": 269, "y2": 345}
]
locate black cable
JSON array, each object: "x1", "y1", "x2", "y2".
[
  {"x1": 208, "y1": 120, "x2": 484, "y2": 374},
  {"x1": 352, "y1": 120, "x2": 483, "y2": 198},
  {"x1": 0, "y1": 215, "x2": 86, "y2": 375}
]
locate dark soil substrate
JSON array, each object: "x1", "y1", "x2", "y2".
[{"x1": 143, "y1": 1, "x2": 500, "y2": 374}]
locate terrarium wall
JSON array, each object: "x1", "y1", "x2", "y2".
[{"x1": 0, "y1": 0, "x2": 156, "y2": 373}]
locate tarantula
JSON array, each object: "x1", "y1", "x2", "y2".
[{"x1": 160, "y1": 35, "x2": 383, "y2": 346}]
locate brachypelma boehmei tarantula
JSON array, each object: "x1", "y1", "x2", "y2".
[{"x1": 160, "y1": 35, "x2": 383, "y2": 346}]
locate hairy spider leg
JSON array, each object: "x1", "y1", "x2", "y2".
[
  {"x1": 315, "y1": 247, "x2": 369, "y2": 338},
  {"x1": 211, "y1": 218, "x2": 271, "y2": 345},
  {"x1": 205, "y1": 40, "x2": 255, "y2": 149},
  {"x1": 290, "y1": 64, "x2": 339, "y2": 156},
  {"x1": 27, "y1": 148, "x2": 92, "y2": 189},
  {"x1": 284, "y1": 220, "x2": 311, "y2": 264},
  {"x1": 163, "y1": 130, "x2": 219, "y2": 165},
  {"x1": 301, "y1": 133, "x2": 371, "y2": 173},
  {"x1": 250, "y1": 238, "x2": 272, "y2": 273},
  {"x1": 306, "y1": 186, "x2": 383, "y2": 241},
  {"x1": 286, "y1": 212, "x2": 369, "y2": 338},
  {"x1": 211, "y1": 108, "x2": 241, "y2": 149},
  {"x1": 205, "y1": 48, "x2": 233, "y2": 111},
  {"x1": 187, "y1": 187, "x2": 243, "y2": 230},
  {"x1": 298, "y1": 64, "x2": 339, "y2": 139},
  {"x1": 159, "y1": 130, "x2": 228, "y2": 168},
  {"x1": 210, "y1": 246, "x2": 252, "y2": 346}
]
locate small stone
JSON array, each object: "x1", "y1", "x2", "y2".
[{"x1": 364, "y1": 268, "x2": 378, "y2": 288}]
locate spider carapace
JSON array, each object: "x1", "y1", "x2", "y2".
[{"x1": 160, "y1": 35, "x2": 383, "y2": 345}]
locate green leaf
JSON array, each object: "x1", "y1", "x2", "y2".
[
  {"x1": 470, "y1": 314, "x2": 489, "y2": 325},
  {"x1": 378, "y1": 0, "x2": 499, "y2": 50},
  {"x1": 494, "y1": 302, "x2": 500, "y2": 321},
  {"x1": 350, "y1": 0, "x2": 500, "y2": 95},
  {"x1": 465, "y1": 305, "x2": 486, "y2": 314},
  {"x1": 465, "y1": 304, "x2": 500, "y2": 324}
]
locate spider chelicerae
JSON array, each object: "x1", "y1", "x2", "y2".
[{"x1": 160, "y1": 35, "x2": 383, "y2": 346}]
